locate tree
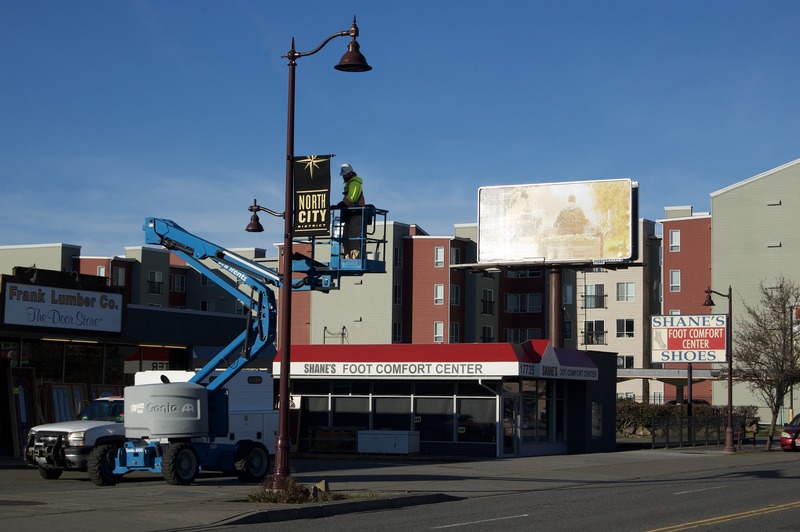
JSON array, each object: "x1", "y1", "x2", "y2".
[{"x1": 733, "y1": 276, "x2": 800, "y2": 450}]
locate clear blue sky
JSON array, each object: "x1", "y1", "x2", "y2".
[{"x1": 2, "y1": 1, "x2": 798, "y2": 256}]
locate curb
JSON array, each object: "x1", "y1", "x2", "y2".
[{"x1": 218, "y1": 493, "x2": 460, "y2": 526}]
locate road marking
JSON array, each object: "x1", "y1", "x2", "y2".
[
  {"x1": 646, "y1": 500, "x2": 800, "y2": 531},
  {"x1": 674, "y1": 485, "x2": 727, "y2": 495},
  {"x1": 432, "y1": 514, "x2": 530, "y2": 529}
]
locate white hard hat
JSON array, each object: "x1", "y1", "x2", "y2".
[{"x1": 340, "y1": 163, "x2": 354, "y2": 176}]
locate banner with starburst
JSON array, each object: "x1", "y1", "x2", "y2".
[{"x1": 293, "y1": 154, "x2": 332, "y2": 236}]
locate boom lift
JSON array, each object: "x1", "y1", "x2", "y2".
[{"x1": 91, "y1": 209, "x2": 387, "y2": 486}]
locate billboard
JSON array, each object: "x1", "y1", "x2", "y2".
[
  {"x1": 650, "y1": 315, "x2": 728, "y2": 364},
  {"x1": 477, "y1": 179, "x2": 637, "y2": 265}
]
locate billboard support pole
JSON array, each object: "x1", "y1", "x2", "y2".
[{"x1": 549, "y1": 267, "x2": 563, "y2": 348}]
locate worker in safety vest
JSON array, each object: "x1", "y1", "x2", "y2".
[{"x1": 335, "y1": 163, "x2": 366, "y2": 259}]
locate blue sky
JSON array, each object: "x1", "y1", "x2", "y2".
[{"x1": 2, "y1": 1, "x2": 799, "y2": 257}]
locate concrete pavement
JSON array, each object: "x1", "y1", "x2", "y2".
[{"x1": 1, "y1": 445, "x2": 795, "y2": 530}]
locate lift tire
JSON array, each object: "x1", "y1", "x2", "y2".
[
  {"x1": 163, "y1": 443, "x2": 198, "y2": 486},
  {"x1": 88, "y1": 444, "x2": 122, "y2": 486},
  {"x1": 235, "y1": 442, "x2": 270, "y2": 483},
  {"x1": 38, "y1": 466, "x2": 63, "y2": 480}
]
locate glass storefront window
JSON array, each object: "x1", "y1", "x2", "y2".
[
  {"x1": 457, "y1": 398, "x2": 495, "y2": 442},
  {"x1": 373, "y1": 396, "x2": 412, "y2": 430},
  {"x1": 414, "y1": 397, "x2": 453, "y2": 441},
  {"x1": 332, "y1": 396, "x2": 369, "y2": 428}
]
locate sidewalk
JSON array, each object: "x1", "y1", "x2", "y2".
[{"x1": 1, "y1": 445, "x2": 792, "y2": 530}]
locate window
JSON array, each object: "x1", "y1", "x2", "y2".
[
  {"x1": 111, "y1": 266, "x2": 126, "y2": 287},
  {"x1": 563, "y1": 320, "x2": 573, "y2": 341},
  {"x1": 434, "y1": 246, "x2": 445, "y2": 267},
  {"x1": 97, "y1": 266, "x2": 106, "y2": 278},
  {"x1": 584, "y1": 320, "x2": 606, "y2": 345},
  {"x1": 449, "y1": 322, "x2": 460, "y2": 343},
  {"x1": 147, "y1": 271, "x2": 163, "y2": 295},
  {"x1": 669, "y1": 270, "x2": 681, "y2": 292},
  {"x1": 481, "y1": 325, "x2": 494, "y2": 343},
  {"x1": 392, "y1": 321, "x2": 402, "y2": 343},
  {"x1": 200, "y1": 300, "x2": 215, "y2": 312},
  {"x1": 562, "y1": 283, "x2": 574, "y2": 305},
  {"x1": 583, "y1": 284, "x2": 605, "y2": 309},
  {"x1": 505, "y1": 293, "x2": 542, "y2": 313},
  {"x1": 434, "y1": 284, "x2": 444, "y2": 305},
  {"x1": 393, "y1": 284, "x2": 402, "y2": 305},
  {"x1": 616, "y1": 282, "x2": 634, "y2": 302},
  {"x1": 201, "y1": 274, "x2": 213, "y2": 286},
  {"x1": 450, "y1": 247, "x2": 461, "y2": 265},
  {"x1": 506, "y1": 269, "x2": 542, "y2": 278},
  {"x1": 170, "y1": 273, "x2": 186, "y2": 293},
  {"x1": 504, "y1": 328, "x2": 541, "y2": 343},
  {"x1": 481, "y1": 289, "x2": 494, "y2": 315},
  {"x1": 616, "y1": 319, "x2": 635, "y2": 338},
  {"x1": 450, "y1": 284, "x2": 461, "y2": 306},
  {"x1": 434, "y1": 321, "x2": 444, "y2": 343},
  {"x1": 393, "y1": 247, "x2": 403, "y2": 268},
  {"x1": 669, "y1": 229, "x2": 680, "y2": 252}
]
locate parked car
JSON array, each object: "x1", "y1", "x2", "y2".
[{"x1": 780, "y1": 414, "x2": 800, "y2": 451}]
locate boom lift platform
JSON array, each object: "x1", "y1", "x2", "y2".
[{"x1": 92, "y1": 210, "x2": 387, "y2": 486}]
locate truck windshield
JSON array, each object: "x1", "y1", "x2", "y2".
[{"x1": 76, "y1": 400, "x2": 124, "y2": 422}]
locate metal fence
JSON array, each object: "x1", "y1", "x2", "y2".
[{"x1": 651, "y1": 416, "x2": 747, "y2": 449}]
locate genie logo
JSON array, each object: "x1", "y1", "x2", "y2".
[{"x1": 146, "y1": 402, "x2": 196, "y2": 414}]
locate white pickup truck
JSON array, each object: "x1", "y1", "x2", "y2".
[{"x1": 24, "y1": 397, "x2": 125, "y2": 480}]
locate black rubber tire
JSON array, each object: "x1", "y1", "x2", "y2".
[
  {"x1": 88, "y1": 444, "x2": 121, "y2": 486},
  {"x1": 163, "y1": 443, "x2": 198, "y2": 486},
  {"x1": 38, "y1": 466, "x2": 63, "y2": 480},
  {"x1": 235, "y1": 442, "x2": 270, "y2": 483}
]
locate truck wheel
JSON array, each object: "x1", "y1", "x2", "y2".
[
  {"x1": 163, "y1": 443, "x2": 198, "y2": 485},
  {"x1": 235, "y1": 442, "x2": 270, "y2": 483},
  {"x1": 88, "y1": 444, "x2": 121, "y2": 486},
  {"x1": 38, "y1": 466, "x2": 63, "y2": 480}
]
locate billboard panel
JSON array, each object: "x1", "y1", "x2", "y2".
[
  {"x1": 478, "y1": 179, "x2": 636, "y2": 264},
  {"x1": 650, "y1": 315, "x2": 728, "y2": 364}
]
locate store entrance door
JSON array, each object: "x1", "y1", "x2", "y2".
[{"x1": 502, "y1": 396, "x2": 519, "y2": 455}]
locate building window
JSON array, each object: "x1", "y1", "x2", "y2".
[
  {"x1": 434, "y1": 284, "x2": 445, "y2": 305},
  {"x1": 669, "y1": 270, "x2": 681, "y2": 292},
  {"x1": 97, "y1": 266, "x2": 106, "y2": 278},
  {"x1": 201, "y1": 274, "x2": 213, "y2": 286},
  {"x1": 505, "y1": 293, "x2": 542, "y2": 313},
  {"x1": 563, "y1": 283, "x2": 574, "y2": 305},
  {"x1": 147, "y1": 271, "x2": 163, "y2": 295},
  {"x1": 481, "y1": 289, "x2": 494, "y2": 315},
  {"x1": 449, "y1": 322, "x2": 460, "y2": 343},
  {"x1": 450, "y1": 247, "x2": 461, "y2": 265},
  {"x1": 170, "y1": 272, "x2": 186, "y2": 293},
  {"x1": 616, "y1": 319, "x2": 635, "y2": 338},
  {"x1": 504, "y1": 328, "x2": 541, "y2": 343},
  {"x1": 393, "y1": 284, "x2": 402, "y2": 305},
  {"x1": 584, "y1": 320, "x2": 606, "y2": 345},
  {"x1": 434, "y1": 246, "x2": 445, "y2": 267},
  {"x1": 481, "y1": 325, "x2": 494, "y2": 343},
  {"x1": 616, "y1": 282, "x2": 634, "y2": 302},
  {"x1": 394, "y1": 247, "x2": 403, "y2": 268},
  {"x1": 583, "y1": 284, "x2": 605, "y2": 309},
  {"x1": 392, "y1": 321, "x2": 402, "y2": 343},
  {"x1": 669, "y1": 229, "x2": 680, "y2": 252},
  {"x1": 505, "y1": 269, "x2": 541, "y2": 278},
  {"x1": 563, "y1": 320, "x2": 574, "y2": 341},
  {"x1": 434, "y1": 321, "x2": 444, "y2": 343},
  {"x1": 200, "y1": 300, "x2": 215, "y2": 312},
  {"x1": 450, "y1": 284, "x2": 461, "y2": 306},
  {"x1": 111, "y1": 266, "x2": 126, "y2": 287}
]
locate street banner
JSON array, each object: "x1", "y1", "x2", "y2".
[{"x1": 293, "y1": 155, "x2": 332, "y2": 237}]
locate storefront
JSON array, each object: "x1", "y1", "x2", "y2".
[{"x1": 276, "y1": 340, "x2": 616, "y2": 458}]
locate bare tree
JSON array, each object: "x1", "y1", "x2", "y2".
[{"x1": 733, "y1": 276, "x2": 800, "y2": 450}]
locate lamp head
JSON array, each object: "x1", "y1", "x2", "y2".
[
  {"x1": 702, "y1": 287, "x2": 715, "y2": 307},
  {"x1": 334, "y1": 38, "x2": 371, "y2": 72},
  {"x1": 246, "y1": 212, "x2": 264, "y2": 233}
]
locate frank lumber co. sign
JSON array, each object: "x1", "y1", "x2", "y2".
[{"x1": 651, "y1": 314, "x2": 727, "y2": 364}]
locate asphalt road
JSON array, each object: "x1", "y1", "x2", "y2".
[{"x1": 3, "y1": 448, "x2": 800, "y2": 531}]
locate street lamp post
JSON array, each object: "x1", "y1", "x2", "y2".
[
  {"x1": 703, "y1": 285, "x2": 735, "y2": 453},
  {"x1": 247, "y1": 17, "x2": 371, "y2": 482}
]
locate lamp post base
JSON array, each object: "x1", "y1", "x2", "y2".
[{"x1": 723, "y1": 426, "x2": 736, "y2": 453}]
